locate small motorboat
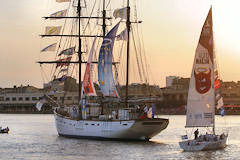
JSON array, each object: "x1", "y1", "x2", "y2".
[{"x1": 0, "y1": 127, "x2": 9, "y2": 133}]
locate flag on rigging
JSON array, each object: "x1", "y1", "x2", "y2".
[
  {"x1": 56, "y1": 0, "x2": 70, "y2": 2},
  {"x1": 219, "y1": 106, "x2": 225, "y2": 117},
  {"x1": 41, "y1": 43, "x2": 57, "y2": 52},
  {"x1": 45, "y1": 26, "x2": 62, "y2": 35},
  {"x1": 58, "y1": 47, "x2": 75, "y2": 56},
  {"x1": 35, "y1": 98, "x2": 46, "y2": 111},
  {"x1": 56, "y1": 57, "x2": 72, "y2": 68},
  {"x1": 113, "y1": 7, "x2": 127, "y2": 19},
  {"x1": 216, "y1": 97, "x2": 224, "y2": 109},
  {"x1": 50, "y1": 9, "x2": 67, "y2": 19},
  {"x1": 116, "y1": 28, "x2": 128, "y2": 41}
]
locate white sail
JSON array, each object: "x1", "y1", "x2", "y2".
[{"x1": 186, "y1": 7, "x2": 215, "y2": 127}]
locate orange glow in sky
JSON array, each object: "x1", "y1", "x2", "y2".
[{"x1": 0, "y1": 0, "x2": 239, "y2": 88}]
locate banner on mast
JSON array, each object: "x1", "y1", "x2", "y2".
[
  {"x1": 82, "y1": 37, "x2": 97, "y2": 96},
  {"x1": 98, "y1": 22, "x2": 120, "y2": 97}
]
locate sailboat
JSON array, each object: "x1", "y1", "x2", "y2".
[
  {"x1": 37, "y1": 0, "x2": 169, "y2": 140},
  {"x1": 179, "y1": 6, "x2": 228, "y2": 151}
]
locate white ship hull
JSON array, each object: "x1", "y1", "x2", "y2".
[
  {"x1": 54, "y1": 111, "x2": 169, "y2": 140},
  {"x1": 179, "y1": 134, "x2": 228, "y2": 151}
]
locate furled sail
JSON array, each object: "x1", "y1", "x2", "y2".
[
  {"x1": 82, "y1": 37, "x2": 97, "y2": 96},
  {"x1": 186, "y1": 7, "x2": 215, "y2": 127},
  {"x1": 98, "y1": 22, "x2": 120, "y2": 97}
]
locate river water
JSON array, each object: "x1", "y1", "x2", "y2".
[{"x1": 0, "y1": 114, "x2": 238, "y2": 160}]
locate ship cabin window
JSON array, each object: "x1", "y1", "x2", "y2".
[
  {"x1": 53, "y1": 97, "x2": 57, "y2": 100},
  {"x1": 32, "y1": 97, "x2": 37, "y2": 101},
  {"x1": 25, "y1": 97, "x2": 30, "y2": 101},
  {"x1": 5, "y1": 97, "x2": 10, "y2": 101},
  {"x1": 12, "y1": 97, "x2": 17, "y2": 101},
  {"x1": 67, "y1": 97, "x2": 72, "y2": 100},
  {"x1": 18, "y1": 97, "x2": 23, "y2": 101}
]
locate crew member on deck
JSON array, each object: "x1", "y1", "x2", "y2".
[{"x1": 194, "y1": 129, "x2": 199, "y2": 139}]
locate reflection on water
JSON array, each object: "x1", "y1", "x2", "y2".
[{"x1": 0, "y1": 114, "x2": 238, "y2": 160}]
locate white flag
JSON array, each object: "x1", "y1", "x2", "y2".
[
  {"x1": 36, "y1": 99, "x2": 46, "y2": 111},
  {"x1": 41, "y1": 43, "x2": 57, "y2": 52},
  {"x1": 216, "y1": 97, "x2": 224, "y2": 109},
  {"x1": 113, "y1": 7, "x2": 127, "y2": 19},
  {"x1": 50, "y1": 9, "x2": 67, "y2": 19},
  {"x1": 56, "y1": 0, "x2": 70, "y2": 2},
  {"x1": 45, "y1": 26, "x2": 62, "y2": 35}
]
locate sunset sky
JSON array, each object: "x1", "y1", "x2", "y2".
[{"x1": 0, "y1": 0, "x2": 240, "y2": 88}]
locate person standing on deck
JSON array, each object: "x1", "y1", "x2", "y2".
[{"x1": 194, "y1": 129, "x2": 199, "y2": 139}]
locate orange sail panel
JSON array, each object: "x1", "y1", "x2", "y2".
[{"x1": 82, "y1": 37, "x2": 97, "y2": 96}]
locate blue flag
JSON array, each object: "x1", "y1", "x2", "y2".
[{"x1": 219, "y1": 106, "x2": 225, "y2": 117}]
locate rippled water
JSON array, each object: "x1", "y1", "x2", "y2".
[{"x1": 0, "y1": 114, "x2": 238, "y2": 160}]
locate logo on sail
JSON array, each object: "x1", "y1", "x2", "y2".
[{"x1": 194, "y1": 68, "x2": 211, "y2": 94}]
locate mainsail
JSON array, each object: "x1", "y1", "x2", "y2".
[
  {"x1": 98, "y1": 22, "x2": 120, "y2": 97},
  {"x1": 186, "y1": 7, "x2": 215, "y2": 127}
]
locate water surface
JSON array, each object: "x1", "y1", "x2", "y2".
[{"x1": 0, "y1": 114, "x2": 237, "y2": 160}]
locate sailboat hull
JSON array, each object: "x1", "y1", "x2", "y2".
[
  {"x1": 54, "y1": 111, "x2": 169, "y2": 140},
  {"x1": 179, "y1": 134, "x2": 228, "y2": 151}
]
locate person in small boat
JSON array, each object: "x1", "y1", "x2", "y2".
[{"x1": 194, "y1": 129, "x2": 199, "y2": 139}]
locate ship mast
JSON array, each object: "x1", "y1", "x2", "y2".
[
  {"x1": 38, "y1": 0, "x2": 112, "y2": 108},
  {"x1": 77, "y1": 0, "x2": 82, "y2": 102},
  {"x1": 125, "y1": 0, "x2": 131, "y2": 107},
  {"x1": 102, "y1": 0, "x2": 106, "y2": 36}
]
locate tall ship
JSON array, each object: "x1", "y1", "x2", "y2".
[
  {"x1": 179, "y1": 6, "x2": 228, "y2": 151},
  {"x1": 37, "y1": 0, "x2": 169, "y2": 140}
]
